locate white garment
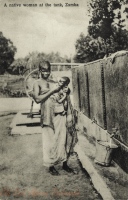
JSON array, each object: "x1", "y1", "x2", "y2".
[{"x1": 42, "y1": 115, "x2": 67, "y2": 167}]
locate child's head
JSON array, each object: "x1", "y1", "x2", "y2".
[
  {"x1": 62, "y1": 85, "x2": 69, "y2": 93},
  {"x1": 58, "y1": 76, "x2": 70, "y2": 87}
]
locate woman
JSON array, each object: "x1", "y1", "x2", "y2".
[{"x1": 33, "y1": 60, "x2": 75, "y2": 175}]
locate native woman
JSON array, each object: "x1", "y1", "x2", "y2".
[{"x1": 33, "y1": 60, "x2": 77, "y2": 175}]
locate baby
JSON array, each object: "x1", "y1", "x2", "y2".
[{"x1": 52, "y1": 77, "x2": 70, "y2": 116}]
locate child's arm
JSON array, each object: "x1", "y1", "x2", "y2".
[{"x1": 56, "y1": 93, "x2": 66, "y2": 103}]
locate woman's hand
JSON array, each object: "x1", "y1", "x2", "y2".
[{"x1": 52, "y1": 85, "x2": 62, "y2": 93}]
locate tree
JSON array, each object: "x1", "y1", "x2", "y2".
[
  {"x1": 8, "y1": 58, "x2": 27, "y2": 75},
  {"x1": 122, "y1": 0, "x2": 128, "y2": 18},
  {"x1": 38, "y1": 51, "x2": 70, "y2": 63},
  {"x1": 24, "y1": 51, "x2": 70, "y2": 72},
  {"x1": 88, "y1": 0, "x2": 123, "y2": 40},
  {"x1": 9, "y1": 51, "x2": 71, "y2": 75},
  {"x1": 26, "y1": 51, "x2": 39, "y2": 72},
  {"x1": 74, "y1": 33, "x2": 106, "y2": 63},
  {"x1": 74, "y1": 0, "x2": 128, "y2": 63},
  {"x1": 0, "y1": 32, "x2": 17, "y2": 74}
]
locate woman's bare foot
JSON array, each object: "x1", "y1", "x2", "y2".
[
  {"x1": 49, "y1": 166, "x2": 59, "y2": 176},
  {"x1": 62, "y1": 161, "x2": 76, "y2": 174}
]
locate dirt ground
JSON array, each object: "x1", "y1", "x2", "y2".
[{"x1": 0, "y1": 113, "x2": 102, "y2": 200}]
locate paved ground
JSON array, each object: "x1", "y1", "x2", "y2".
[
  {"x1": 0, "y1": 113, "x2": 102, "y2": 200},
  {"x1": 0, "y1": 97, "x2": 73, "y2": 113},
  {"x1": 0, "y1": 98, "x2": 40, "y2": 112}
]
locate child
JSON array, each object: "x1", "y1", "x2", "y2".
[
  {"x1": 51, "y1": 77, "x2": 70, "y2": 115},
  {"x1": 51, "y1": 77, "x2": 78, "y2": 157}
]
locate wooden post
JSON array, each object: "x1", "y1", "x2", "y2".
[
  {"x1": 101, "y1": 63, "x2": 107, "y2": 129},
  {"x1": 86, "y1": 71, "x2": 90, "y2": 118}
]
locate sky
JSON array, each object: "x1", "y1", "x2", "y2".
[{"x1": 0, "y1": 0, "x2": 89, "y2": 59}]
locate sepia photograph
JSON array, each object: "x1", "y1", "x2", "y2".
[{"x1": 0, "y1": 0, "x2": 128, "y2": 199}]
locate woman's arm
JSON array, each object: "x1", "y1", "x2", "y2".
[{"x1": 33, "y1": 81, "x2": 61, "y2": 104}]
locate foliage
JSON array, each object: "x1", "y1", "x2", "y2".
[
  {"x1": 8, "y1": 58, "x2": 27, "y2": 75},
  {"x1": 38, "y1": 51, "x2": 70, "y2": 63},
  {"x1": 74, "y1": 34, "x2": 104, "y2": 62},
  {"x1": 10, "y1": 51, "x2": 70, "y2": 75},
  {"x1": 0, "y1": 32, "x2": 17, "y2": 74},
  {"x1": 74, "y1": 0, "x2": 128, "y2": 63},
  {"x1": 88, "y1": 0, "x2": 123, "y2": 40},
  {"x1": 1, "y1": 87, "x2": 26, "y2": 97},
  {"x1": 122, "y1": 0, "x2": 128, "y2": 17}
]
